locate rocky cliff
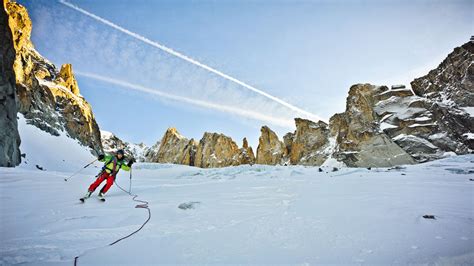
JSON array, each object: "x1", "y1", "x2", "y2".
[
  {"x1": 256, "y1": 126, "x2": 287, "y2": 165},
  {"x1": 147, "y1": 128, "x2": 255, "y2": 168},
  {"x1": 255, "y1": 41, "x2": 472, "y2": 167},
  {"x1": 237, "y1": 138, "x2": 256, "y2": 165},
  {"x1": 288, "y1": 118, "x2": 331, "y2": 165},
  {"x1": 0, "y1": 0, "x2": 21, "y2": 167},
  {"x1": 6, "y1": 0, "x2": 471, "y2": 169},
  {"x1": 329, "y1": 84, "x2": 416, "y2": 167},
  {"x1": 5, "y1": 1, "x2": 102, "y2": 155},
  {"x1": 143, "y1": 140, "x2": 161, "y2": 163},
  {"x1": 411, "y1": 41, "x2": 473, "y2": 107},
  {"x1": 194, "y1": 132, "x2": 241, "y2": 168},
  {"x1": 95, "y1": 38, "x2": 474, "y2": 168},
  {"x1": 405, "y1": 41, "x2": 474, "y2": 158},
  {"x1": 373, "y1": 86, "x2": 471, "y2": 162},
  {"x1": 152, "y1": 128, "x2": 197, "y2": 165},
  {"x1": 147, "y1": 38, "x2": 473, "y2": 169}
]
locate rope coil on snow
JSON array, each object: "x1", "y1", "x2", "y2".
[
  {"x1": 108, "y1": 180, "x2": 151, "y2": 246},
  {"x1": 73, "y1": 173, "x2": 151, "y2": 265}
]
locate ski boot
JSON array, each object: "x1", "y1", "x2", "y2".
[
  {"x1": 80, "y1": 191, "x2": 92, "y2": 203},
  {"x1": 98, "y1": 192, "x2": 106, "y2": 202}
]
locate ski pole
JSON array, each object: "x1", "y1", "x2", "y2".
[
  {"x1": 64, "y1": 158, "x2": 98, "y2": 182},
  {"x1": 129, "y1": 167, "x2": 132, "y2": 194}
]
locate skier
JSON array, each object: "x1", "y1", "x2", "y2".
[{"x1": 81, "y1": 149, "x2": 135, "y2": 202}]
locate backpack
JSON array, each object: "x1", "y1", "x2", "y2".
[{"x1": 101, "y1": 156, "x2": 125, "y2": 177}]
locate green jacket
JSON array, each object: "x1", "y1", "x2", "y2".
[{"x1": 100, "y1": 154, "x2": 130, "y2": 175}]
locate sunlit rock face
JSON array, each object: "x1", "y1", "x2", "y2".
[
  {"x1": 153, "y1": 128, "x2": 193, "y2": 165},
  {"x1": 286, "y1": 118, "x2": 330, "y2": 166},
  {"x1": 256, "y1": 126, "x2": 287, "y2": 165},
  {"x1": 237, "y1": 137, "x2": 256, "y2": 166},
  {"x1": 151, "y1": 128, "x2": 254, "y2": 168},
  {"x1": 194, "y1": 132, "x2": 241, "y2": 168},
  {"x1": 6, "y1": 1, "x2": 102, "y2": 154}
]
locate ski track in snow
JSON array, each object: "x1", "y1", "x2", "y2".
[{"x1": 1, "y1": 155, "x2": 474, "y2": 265}]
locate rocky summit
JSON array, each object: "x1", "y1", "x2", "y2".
[
  {"x1": 5, "y1": 1, "x2": 102, "y2": 155},
  {"x1": 152, "y1": 128, "x2": 195, "y2": 165},
  {"x1": 147, "y1": 129, "x2": 256, "y2": 168},
  {"x1": 256, "y1": 126, "x2": 287, "y2": 165},
  {"x1": 194, "y1": 132, "x2": 241, "y2": 168},
  {"x1": 288, "y1": 118, "x2": 331, "y2": 166},
  {"x1": 237, "y1": 137, "x2": 256, "y2": 166}
]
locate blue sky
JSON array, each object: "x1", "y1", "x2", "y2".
[{"x1": 20, "y1": 0, "x2": 473, "y2": 149}]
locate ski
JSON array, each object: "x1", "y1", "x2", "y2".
[
  {"x1": 79, "y1": 197, "x2": 104, "y2": 202},
  {"x1": 80, "y1": 191, "x2": 92, "y2": 203},
  {"x1": 80, "y1": 197, "x2": 104, "y2": 202}
]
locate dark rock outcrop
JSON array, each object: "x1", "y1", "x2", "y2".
[
  {"x1": 0, "y1": 0, "x2": 20, "y2": 167},
  {"x1": 370, "y1": 41, "x2": 474, "y2": 162},
  {"x1": 411, "y1": 41, "x2": 474, "y2": 107}
]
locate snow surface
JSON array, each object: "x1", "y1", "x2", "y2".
[
  {"x1": 2, "y1": 163, "x2": 474, "y2": 264},
  {"x1": 320, "y1": 137, "x2": 346, "y2": 168},
  {"x1": 414, "y1": 116, "x2": 432, "y2": 122},
  {"x1": 463, "y1": 132, "x2": 474, "y2": 140},
  {"x1": 380, "y1": 122, "x2": 398, "y2": 131},
  {"x1": 380, "y1": 113, "x2": 392, "y2": 123},
  {"x1": 393, "y1": 134, "x2": 439, "y2": 150},
  {"x1": 461, "y1": 107, "x2": 474, "y2": 118},
  {"x1": 429, "y1": 132, "x2": 448, "y2": 140},
  {"x1": 127, "y1": 142, "x2": 148, "y2": 160},
  {"x1": 408, "y1": 123, "x2": 436, "y2": 128},
  {"x1": 99, "y1": 130, "x2": 114, "y2": 139},
  {"x1": 1, "y1": 116, "x2": 473, "y2": 265},
  {"x1": 16, "y1": 114, "x2": 95, "y2": 172}
]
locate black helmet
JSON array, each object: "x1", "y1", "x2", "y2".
[{"x1": 116, "y1": 149, "x2": 125, "y2": 156}]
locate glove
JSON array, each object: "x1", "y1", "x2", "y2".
[
  {"x1": 98, "y1": 154, "x2": 105, "y2": 160},
  {"x1": 127, "y1": 158, "x2": 136, "y2": 167}
]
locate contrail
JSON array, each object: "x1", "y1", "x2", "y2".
[
  {"x1": 58, "y1": 0, "x2": 324, "y2": 122},
  {"x1": 76, "y1": 71, "x2": 295, "y2": 128}
]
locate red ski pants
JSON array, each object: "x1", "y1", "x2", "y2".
[{"x1": 88, "y1": 171, "x2": 115, "y2": 194}]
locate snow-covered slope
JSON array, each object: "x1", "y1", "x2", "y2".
[
  {"x1": 17, "y1": 113, "x2": 95, "y2": 172},
  {"x1": 1, "y1": 153, "x2": 473, "y2": 265}
]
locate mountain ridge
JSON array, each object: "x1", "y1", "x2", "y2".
[{"x1": 0, "y1": 1, "x2": 472, "y2": 168}]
